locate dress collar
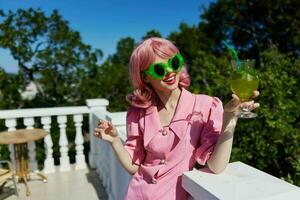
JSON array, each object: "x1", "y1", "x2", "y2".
[{"x1": 142, "y1": 88, "x2": 196, "y2": 146}]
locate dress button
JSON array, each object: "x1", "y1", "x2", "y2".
[
  {"x1": 159, "y1": 159, "x2": 166, "y2": 165},
  {"x1": 162, "y1": 130, "x2": 168, "y2": 136},
  {"x1": 152, "y1": 177, "x2": 157, "y2": 184}
]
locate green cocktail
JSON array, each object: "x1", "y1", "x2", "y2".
[
  {"x1": 231, "y1": 59, "x2": 259, "y2": 118},
  {"x1": 231, "y1": 72, "x2": 259, "y2": 101}
]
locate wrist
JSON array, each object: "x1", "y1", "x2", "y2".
[
  {"x1": 223, "y1": 111, "x2": 238, "y2": 120},
  {"x1": 111, "y1": 136, "x2": 121, "y2": 146},
  {"x1": 222, "y1": 111, "x2": 238, "y2": 131}
]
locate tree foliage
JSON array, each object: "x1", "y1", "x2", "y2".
[
  {"x1": 0, "y1": 68, "x2": 24, "y2": 108},
  {"x1": 0, "y1": 8, "x2": 103, "y2": 106},
  {"x1": 169, "y1": 23, "x2": 213, "y2": 61},
  {"x1": 200, "y1": 0, "x2": 300, "y2": 61},
  {"x1": 93, "y1": 37, "x2": 135, "y2": 111},
  {"x1": 142, "y1": 29, "x2": 162, "y2": 40}
]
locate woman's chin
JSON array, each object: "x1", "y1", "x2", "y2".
[{"x1": 160, "y1": 81, "x2": 179, "y2": 92}]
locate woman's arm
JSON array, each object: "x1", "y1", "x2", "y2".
[
  {"x1": 111, "y1": 136, "x2": 139, "y2": 175},
  {"x1": 94, "y1": 120, "x2": 139, "y2": 175},
  {"x1": 207, "y1": 112, "x2": 237, "y2": 174},
  {"x1": 207, "y1": 91, "x2": 260, "y2": 174}
]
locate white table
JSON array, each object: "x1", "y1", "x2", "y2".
[{"x1": 182, "y1": 162, "x2": 300, "y2": 200}]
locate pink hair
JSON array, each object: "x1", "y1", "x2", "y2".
[{"x1": 126, "y1": 37, "x2": 190, "y2": 108}]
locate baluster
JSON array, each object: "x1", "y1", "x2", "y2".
[
  {"x1": 41, "y1": 116, "x2": 55, "y2": 173},
  {"x1": 24, "y1": 117, "x2": 38, "y2": 172},
  {"x1": 57, "y1": 115, "x2": 70, "y2": 172},
  {"x1": 74, "y1": 114, "x2": 87, "y2": 170},
  {"x1": 5, "y1": 119, "x2": 16, "y2": 167}
]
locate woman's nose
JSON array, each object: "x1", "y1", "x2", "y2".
[{"x1": 166, "y1": 66, "x2": 173, "y2": 73}]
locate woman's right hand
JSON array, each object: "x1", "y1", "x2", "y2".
[{"x1": 94, "y1": 119, "x2": 119, "y2": 144}]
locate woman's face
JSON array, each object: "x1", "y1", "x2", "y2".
[{"x1": 143, "y1": 56, "x2": 181, "y2": 93}]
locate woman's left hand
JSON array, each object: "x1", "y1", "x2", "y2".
[{"x1": 224, "y1": 90, "x2": 260, "y2": 115}]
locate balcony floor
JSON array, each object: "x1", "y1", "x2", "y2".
[{"x1": 0, "y1": 167, "x2": 108, "y2": 200}]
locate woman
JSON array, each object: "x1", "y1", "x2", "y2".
[{"x1": 94, "y1": 37, "x2": 259, "y2": 199}]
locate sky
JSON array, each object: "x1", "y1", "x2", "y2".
[{"x1": 0, "y1": 0, "x2": 214, "y2": 73}]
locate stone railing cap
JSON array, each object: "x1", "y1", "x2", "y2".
[
  {"x1": 86, "y1": 99, "x2": 109, "y2": 107},
  {"x1": 182, "y1": 161, "x2": 300, "y2": 200}
]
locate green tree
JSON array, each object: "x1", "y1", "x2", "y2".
[
  {"x1": 169, "y1": 23, "x2": 213, "y2": 62},
  {"x1": 0, "y1": 68, "x2": 24, "y2": 109},
  {"x1": 87, "y1": 37, "x2": 135, "y2": 111},
  {"x1": 0, "y1": 8, "x2": 103, "y2": 106},
  {"x1": 200, "y1": 0, "x2": 300, "y2": 61},
  {"x1": 110, "y1": 37, "x2": 135, "y2": 66},
  {"x1": 142, "y1": 29, "x2": 162, "y2": 40},
  {"x1": 230, "y1": 49, "x2": 300, "y2": 185}
]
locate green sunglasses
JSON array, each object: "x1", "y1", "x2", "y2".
[{"x1": 144, "y1": 53, "x2": 184, "y2": 79}]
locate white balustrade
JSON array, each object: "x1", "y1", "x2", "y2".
[
  {"x1": 24, "y1": 117, "x2": 38, "y2": 172},
  {"x1": 74, "y1": 114, "x2": 87, "y2": 170},
  {"x1": 0, "y1": 106, "x2": 90, "y2": 119},
  {"x1": 4, "y1": 118, "x2": 17, "y2": 167},
  {"x1": 0, "y1": 100, "x2": 107, "y2": 174},
  {"x1": 41, "y1": 116, "x2": 55, "y2": 174},
  {"x1": 57, "y1": 115, "x2": 71, "y2": 172}
]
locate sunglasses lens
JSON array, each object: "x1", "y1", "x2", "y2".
[
  {"x1": 170, "y1": 55, "x2": 181, "y2": 71},
  {"x1": 154, "y1": 64, "x2": 165, "y2": 77}
]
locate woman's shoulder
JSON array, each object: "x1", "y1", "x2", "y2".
[
  {"x1": 191, "y1": 93, "x2": 221, "y2": 103},
  {"x1": 126, "y1": 105, "x2": 146, "y2": 121},
  {"x1": 127, "y1": 105, "x2": 141, "y2": 113},
  {"x1": 189, "y1": 92, "x2": 223, "y2": 122},
  {"x1": 127, "y1": 105, "x2": 141, "y2": 116},
  {"x1": 189, "y1": 92, "x2": 223, "y2": 111}
]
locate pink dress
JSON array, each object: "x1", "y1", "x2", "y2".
[{"x1": 124, "y1": 88, "x2": 223, "y2": 200}]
